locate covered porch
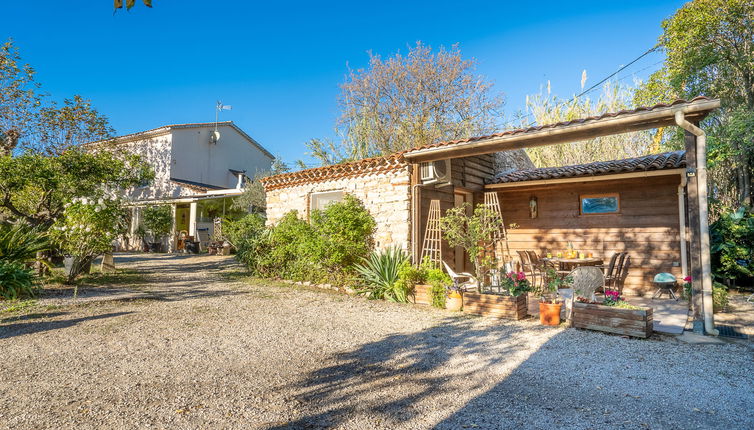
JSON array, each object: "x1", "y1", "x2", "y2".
[{"x1": 405, "y1": 97, "x2": 721, "y2": 335}]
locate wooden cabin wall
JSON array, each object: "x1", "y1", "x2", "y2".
[
  {"x1": 496, "y1": 175, "x2": 684, "y2": 295},
  {"x1": 416, "y1": 154, "x2": 495, "y2": 270}
]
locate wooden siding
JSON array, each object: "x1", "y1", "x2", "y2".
[
  {"x1": 417, "y1": 154, "x2": 495, "y2": 269},
  {"x1": 496, "y1": 175, "x2": 684, "y2": 295}
]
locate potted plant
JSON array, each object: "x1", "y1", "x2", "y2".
[
  {"x1": 539, "y1": 268, "x2": 570, "y2": 326},
  {"x1": 446, "y1": 282, "x2": 464, "y2": 311},
  {"x1": 142, "y1": 205, "x2": 173, "y2": 253}
]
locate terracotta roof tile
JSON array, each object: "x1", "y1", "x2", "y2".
[
  {"x1": 487, "y1": 150, "x2": 686, "y2": 184},
  {"x1": 261, "y1": 153, "x2": 408, "y2": 191}
]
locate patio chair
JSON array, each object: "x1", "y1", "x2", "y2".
[
  {"x1": 442, "y1": 261, "x2": 479, "y2": 292},
  {"x1": 613, "y1": 255, "x2": 631, "y2": 295},
  {"x1": 517, "y1": 250, "x2": 537, "y2": 281},
  {"x1": 563, "y1": 266, "x2": 605, "y2": 326},
  {"x1": 525, "y1": 250, "x2": 544, "y2": 290},
  {"x1": 604, "y1": 252, "x2": 627, "y2": 290}
]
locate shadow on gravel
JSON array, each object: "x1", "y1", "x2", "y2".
[
  {"x1": 270, "y1": 319, "x2": 753, "y2": 430},
  {"x1": 270, "y1": 317, "x2": 552, "y2": 430},
  {"x1": 0, "y1": 311, "x2": 133, "y2": 339}
]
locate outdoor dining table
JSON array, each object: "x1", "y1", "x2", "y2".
[{"x1": 542, "y1": 257, "x2": 604, "y2": 272}]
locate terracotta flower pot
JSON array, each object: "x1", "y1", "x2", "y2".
[
  {"x1": 446, "y1": 291, "x2": 463, "y2": 311},
  {"x1": 539, "y1": 302, "x2": 562, "y2": 326}
]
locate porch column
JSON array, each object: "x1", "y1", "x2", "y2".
[
  {"x1": 684, "y1": 128, "x2": 704, "y2": 333},
  {"x1": 168, "y1": 204, "x2": 177, "y2": 252},
  {"x1": 189, "y1": 201, "x2": 198, "y2": 238}
]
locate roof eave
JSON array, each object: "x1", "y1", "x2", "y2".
[{"x1": 405, "y1": 98, "x2": 720, "y2": 163}]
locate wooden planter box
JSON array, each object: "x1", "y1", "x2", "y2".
[
  {"x1": 463, "y1": 292, "x2": 528, "y2": 320},
  {"x1": 411, "y1": 284, "x2": 433, "y2": 306},
  {"x1": 411, "y1": 286, "x2": 528, "y2": 320},
  {"x1": 573, "y1": 302, "x2": 653, "y2": 338}
]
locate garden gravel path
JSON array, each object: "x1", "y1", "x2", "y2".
[{"x1": 1, "y1": 253, "x2": 752, "y2": 430}]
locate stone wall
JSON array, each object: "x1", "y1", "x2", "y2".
[{"x1": 265, "y1": 167, "x2": 412, "y2": 251}]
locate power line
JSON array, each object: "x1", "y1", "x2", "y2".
[{"x1": 501, "y1": 46, "x2": 662, "y2": 129}]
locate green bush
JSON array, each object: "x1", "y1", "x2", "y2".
[
  {"x1": 142, "y1": 205, "x2": 173, "y2": 241},
  {"x1": 0, "y1": 260, "x2": 37, "y2": 300},
  {"x1": 224, "y1": 214, "x2": 270, "y2": 276},
  {"x1": 354, "y1": 246, "x2": 409, "y2": 302},
  {"x1": 230, "y1": 195, "x2": 376, "y2": 287},
  {"x1": 310, "y1": 195, "x2": 376, "y2": 269},
  {"x1": 713, "y1": 282, "x2": 729, "y2": 312},
  {"x1": 391, "y1": 258, "x2": 452, "y2": 308},
  {"x1": 710, "y1": 207, "x2": 754, "y2": 285}
]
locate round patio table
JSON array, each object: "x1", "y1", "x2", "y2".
[{"x1": 542, "y1": 257, "x2": 603, "y2": 272}]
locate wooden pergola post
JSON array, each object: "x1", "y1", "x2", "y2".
[{"x1": 684, "y1": 127, "x2": 705, "y2": 333}]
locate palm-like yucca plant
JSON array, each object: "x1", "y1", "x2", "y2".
[
  {"x1": 0, "y1": 223, "x2": 50, "y2": 264},
  {"x1": 353, "y1": 246, "x2": 409, "y2": 302}
]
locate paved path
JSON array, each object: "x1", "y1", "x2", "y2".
[{"x1": 1, "y1": 253, "x2": 752, "y2": 430}]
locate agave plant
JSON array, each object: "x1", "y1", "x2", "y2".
[
  {"x1": 353, "y1": 246, "x2": 409, "y2": 302},
  {"x1": 0, "y1": 260, "x2": 38, "y2": 300}
]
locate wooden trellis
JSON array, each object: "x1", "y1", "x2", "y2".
[
  {"x1": 420, "y1": 200, "x2": 442, "y2": 267},
  {"x1": 483, "y1": 192, "x2": 512, "y2": 266}
]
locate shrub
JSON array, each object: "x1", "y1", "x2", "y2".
[
  {"x1": 50, "y1": 195, "x2": 127, "y2": 284},
  {"x1": 142, "y1": 205, "x2": 173, "y2": 242},
  {"x1": 229, "y1": 195, "x2": 376, "y2": 287},
  {"x1": 713, "y1": 282, "x2": 729, "y2": 312},
  {"x1": 354, "y1": 246, "x2": 409, "y2": 302},
  {"x1": 224, "y1": 213, "x2": 270, "y2": 275},
  {"x1": 310, "y1": 195, "x2": 376, "y2": 270},
  {"x1": 0, "y1": 260, "x2": 37, "y2": 300},
  {"x1": 426, "y1": 265, "x2": 452, "y2": 308}
]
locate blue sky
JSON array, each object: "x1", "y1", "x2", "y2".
[{"x1": 3, "y1": 1, "x2": 685, "y2": 166}]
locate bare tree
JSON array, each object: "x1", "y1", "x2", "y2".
[{"x1": 306, "y1": 42, "x2": 504, "y2": 165}]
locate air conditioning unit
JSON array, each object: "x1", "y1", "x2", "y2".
[{"x1": 420, "y1": 159, "x2": 451, "y2": 185}]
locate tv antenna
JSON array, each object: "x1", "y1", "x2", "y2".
[{"x1": 210, "y1": 101, "x2": 232, "y2": 144}]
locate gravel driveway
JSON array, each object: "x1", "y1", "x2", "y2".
[{"x1": 1, "y1": 253, "x2": 752, "y2": 430}]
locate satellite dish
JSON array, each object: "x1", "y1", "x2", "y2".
[{"x1": 209, "y1": 130, "x2": 220, "y2": 144}]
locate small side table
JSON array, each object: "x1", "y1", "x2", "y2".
[{"x1": 652, "y1": 281, "x2": 678, "y2": 300}]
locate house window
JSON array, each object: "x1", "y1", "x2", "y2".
[
  {"x1": 580, "y1": 193, "x2": 620, "y2": 215},
  {"x1": 310, "y1": 190, "x2": 344, "y2": 211}
]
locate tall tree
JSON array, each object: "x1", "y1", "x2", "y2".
[
  {"x1": 523, "y1": 81, "x2": 655, "y2": 167},
  {"x1": 28, "y1": 95, "x2": 114, "y2": 155},
  {"x1": 0, "y1": 40, "x2": 40, "y2": 156},
  {"x1": 635, "y1": 0, "x2": 754, "y2": 209},
  {"x1": 306, "y1": 42, "x2": 504, "y2": 165}
]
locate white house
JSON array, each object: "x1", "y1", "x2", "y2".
[{"x1": 87, "y1": 121, "x2": 274, "y2": 251}]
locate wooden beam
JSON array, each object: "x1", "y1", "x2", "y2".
[
  {"x1": 485, "y1": 169, "x2": 685, "y2": 189},
  {"x1": 405, "y1": 99, "x2": 720, "y2": 162},
  {"x1": 684, "y1": 128, "x2": 704, "y2": 333}
]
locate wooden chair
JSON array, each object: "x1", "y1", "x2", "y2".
[
  {"x1": 604, "y1": 252, "x2": 627, "y2": 290},
  {"x1": 525, "y1": 250, "x2": 544, "y2": 290},
  {"x1": 442, "y1": 261, "x2": 479, "y2": 292},
  {"x1": 614, "y1": 255, "x2": 631, "y2": 295}
]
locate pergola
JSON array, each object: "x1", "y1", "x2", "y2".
[{"x1": 404, "y1": 97, "x2": 721, "y2": 335}]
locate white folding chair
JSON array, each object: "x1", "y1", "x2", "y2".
[{"x1": 442, "y1": 261, "x2": 479, "y2": 292}]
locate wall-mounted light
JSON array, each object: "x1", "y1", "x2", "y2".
[{"x1": 529, "y1": 196, "x2": 538, "y2": 219}]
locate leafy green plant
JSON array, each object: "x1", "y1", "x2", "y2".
[
  {"x1": 0, "y1": 223, "x2": 49, "y2": 264},
  {"x1": 713, "y1": 282, "x2": 729, "y2": 312},
  {"x1": 426, "y1": 265, "x2": 452, "y2": 308},
  {"x1": 354, "y1": 246, "x2": 409, "y2": 302},
  {"x1": 0, "y1": 260, "x2": 37, "y2": 300},
  {"x1": 710, "y1": 207, "x2": 754, "y2": 286},
  {"x1": 541, "y1": 267, "x2": 570, "y2": 303},
  {"x1": 142, "y1": 205, "x2": 173, "y2": 243},
  {"x1": 440, "y1": 203, "x2": 502, "y2": 285},
  {"x1": 310, "y1": 195, "x2": 376, "y2": 270},
  {"x1": 224, "y1": 213, "x2": 271, "y2": 276}
]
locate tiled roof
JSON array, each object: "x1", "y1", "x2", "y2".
[
  {"x1": 404, "y1": 97, "x2": 713, "y2": 156},
  {"x1": 261, "y1": 153, "x2": 407, "y2": 191},
  {"x1": 487, "y1": 151, "x2": 686, "y2": 184}
]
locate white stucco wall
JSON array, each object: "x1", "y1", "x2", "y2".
[
  {"x1": 170, "y1": 125, "x2": 273, "y2": 189},
  {"x1": 265, "y1": 168, "x2": 412, "y2": 251},
  {"x1": 117, "y1": 134, "x2": 192, "y2": 201}
]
